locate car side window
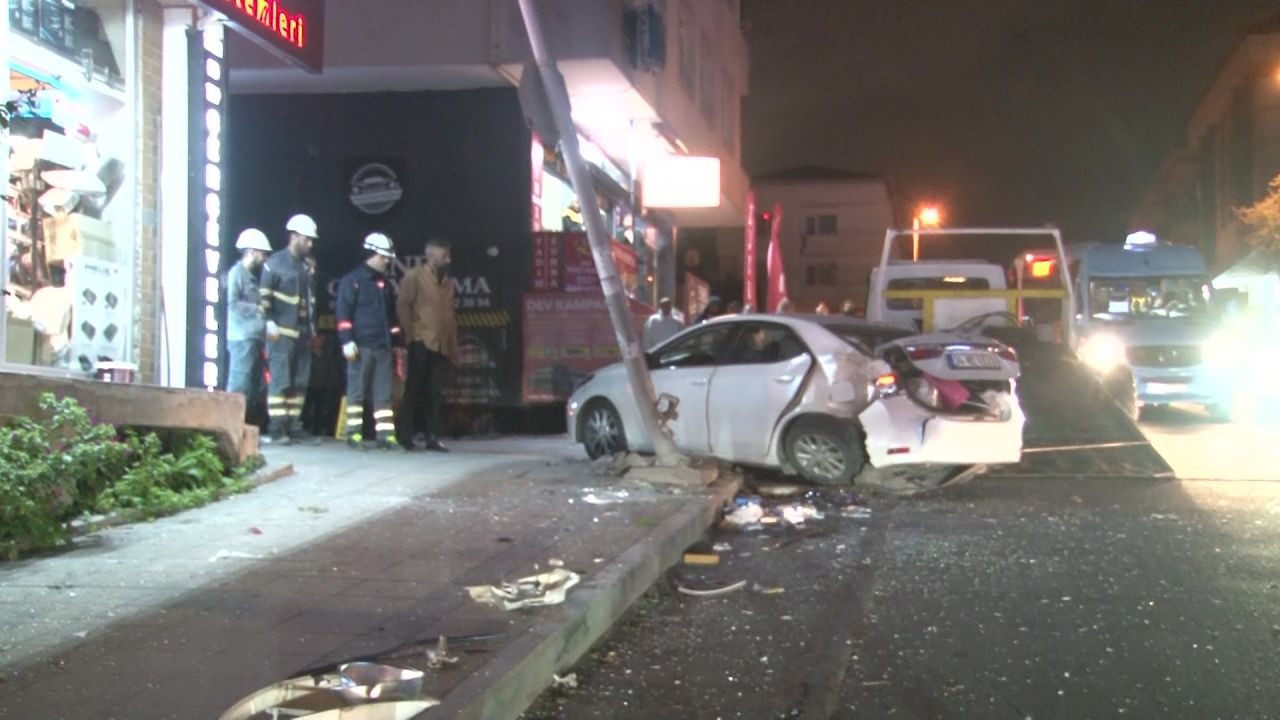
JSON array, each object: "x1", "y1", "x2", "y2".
[
  {"x1": 653, "y1": 326, "x2": 736, "y2": 368},
  {"x1": 724, "y1": 323, "x2": 807, "y2": 365}
]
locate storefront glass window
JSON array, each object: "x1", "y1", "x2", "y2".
[{"x1": 4, "y1": 0, "x2": 134, "y2": 373}]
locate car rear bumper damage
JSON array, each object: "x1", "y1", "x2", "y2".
[{"x1": 858, "y1": 393, "x2": 1025, "y2": 466}]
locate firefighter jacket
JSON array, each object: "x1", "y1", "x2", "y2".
[
  {"x1": 336, "y1": 263, "x2": 401, "y2": 349},
  {"x1": 396, "y1": 265, "x2": 458, "y2": 358},
  {"x1": 259, "y1": 249, "x2": 315, "y2": 339},
  {"x1": 225, "y1": 262, "x2": 265, "y2": 342}
]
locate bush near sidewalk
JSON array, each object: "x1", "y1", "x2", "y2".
[{"x1": 0, "y1": 393, "x2": 264, "y2": 560}]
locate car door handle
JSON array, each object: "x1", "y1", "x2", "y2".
[
  {"x1": 774, "y1": 375, "x2": 795, "y2": 383},
  {"x1": 691, "y1": 379, "x2": 710, "y2": 386}
]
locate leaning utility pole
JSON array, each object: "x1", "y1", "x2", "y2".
[{"x1": 517, "y1": 0, "x2": 680, "y2": 464}]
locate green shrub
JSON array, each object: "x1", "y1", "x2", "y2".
[{"x1": 0, "y1": 394, "x2": 259, "y2": 559}]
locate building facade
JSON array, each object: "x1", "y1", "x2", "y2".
[
  {"x1": 752, "y1": 167, "x2": 894, "y2": 312},
  {"x1": 1132, "y1": 17, "x2": 1280, "y2": 272}
]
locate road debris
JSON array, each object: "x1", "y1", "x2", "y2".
[
  {"x1": 208, "y1": 549, "x2": 264, "y2": 562},
  {"x1": 712, "y1": 542, "x2": 733, "y2": 552},
  {"x1": 467, "y1": 568, "x2": 581, "y2": 611},
  {"x1": 676, "y1": 579, "x2": 747, "y2": 597},
  {"x1": 682, "y1": 552, "x2": 720, "y2": 566},
  {"x1": 551, "y1": 672, "x2": 579, "y2": 689},
  {"x1": 755, "y1": 483, "x2": 806, "y2": 497},
  {"x1": 219, "y1": 663, "x2": 435, "y2": 720},
  {"x1": 583, "y1": 489, "x2": 630, "y2": 505},
  {"x1": 424, "y1": 635, "x2": 459, "y2": 669}
]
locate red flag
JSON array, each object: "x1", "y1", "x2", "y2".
[
  {"x1": 766, "y1": 202, "x2": 788, "y2": 312},
  {"x1": 743, "y1": 191, "x2": 757, "y2": 309}
]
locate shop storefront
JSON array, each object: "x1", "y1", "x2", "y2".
[{"x1": 2, "y1": 0, "x2": 137, "y2": 375}]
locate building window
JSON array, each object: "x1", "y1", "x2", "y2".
[
  {"x1": 806, "y1": 263, "x2": 839, "y2": 287},
  {"x1": 4, "y1": 0, "x2": 137, "y2": 373},
  {"x1": 805, "y1": 215, "x2": 838, "y2": 235},
  {"x1": 699, "y1": 32, "x2": 717, "y2": 123},
  {"x1": 721, "y1": 70, "x2": 736, "y2": 152},
  {"x1": 678, "y1": 1, "x2": 696, "y2": 93}
]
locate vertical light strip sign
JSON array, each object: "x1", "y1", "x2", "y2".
[{"x1": 187, "y1": 24, "x2": 227, "y2": 389}]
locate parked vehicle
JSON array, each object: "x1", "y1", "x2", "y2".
[
  {"x1": 867, "y1": 260, "x2": 1009, "y2": 331},
  {"x1": 566, "y1": 314, "x2": 1025, "y2": 484},
  {"x1": 1069, "y1": 232, "x2": 1235, "y2": 420}
]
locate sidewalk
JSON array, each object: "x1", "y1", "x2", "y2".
[{"x1": 0, "y1": 437, "x2": 736, "y2": 719}]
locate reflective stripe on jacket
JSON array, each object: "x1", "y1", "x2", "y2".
[{"x1": 259, "y1": 249, "x2": 315, "y2": 338}]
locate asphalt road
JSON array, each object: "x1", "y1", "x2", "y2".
[
  {"x1": 1141, "y1": 405, "x2": 1280, "y2": 481},
  {"x1": 523, "y1": 474, "x2": 1280, "y2": 719}
]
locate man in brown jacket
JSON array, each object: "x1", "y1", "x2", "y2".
[{"x1": 397, "y1": 239, "x2": 458, "y2": 451}]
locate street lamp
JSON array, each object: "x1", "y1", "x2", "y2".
[{"x1": 912, "y1": 205, "x2": 942, "y2": 261}]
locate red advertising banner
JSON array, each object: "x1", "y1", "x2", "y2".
[
  {"x1": 766, "y1": 202, "x2": 789, "y2": 313},
  {"x1": 522, "y1": 292, "x2": 652, "y2": 403},
  {"x1": 531, "y1": 136, "x2": 545, "y2": 231},
  {"x1": 531, "y1": 232, "x2": 641, "y2": 296},
  {"x1": 744, "y1": 190, "x2": 757, "y2": 310}
]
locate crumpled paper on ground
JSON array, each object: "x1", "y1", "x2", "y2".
[{"x1": 467, "y1": 568, "x2": 581, "y2": 611}]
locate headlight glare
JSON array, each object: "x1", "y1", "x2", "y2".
[{"x1": 1081, "y1": 334, "x2": 1125, "y2": 373}]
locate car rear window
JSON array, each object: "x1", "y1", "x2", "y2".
[
  {"x1": 886, "y1": 277, "x2": 991, "y2": 310},
  {"x1": 824, "y1": 323, "x2": 912, "y2": 353}
]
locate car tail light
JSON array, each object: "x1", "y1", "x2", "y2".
[
  {"x1": 906, "y1": 346, "x2": 944, "y2": 361},
  {"x1": 994, "y1": 346, "x2": 1017, "y2": 362},
  {"x1": 874, "y1": 372, "x2": 899, "y2": 397}
]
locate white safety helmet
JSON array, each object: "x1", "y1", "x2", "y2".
[
  {"x1": 285, "y1": 213, "x2": 319, "y2": 238},
  {"x1": 363, "y1": 232, "x2": 395, "y2": 258},
  {"x1": 235, "y1": 228, "x2": 272, "y2": 252}
]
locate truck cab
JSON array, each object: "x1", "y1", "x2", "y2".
[{"x1": 1070, "y1": 232, "x2": 1233, "y2": 419}]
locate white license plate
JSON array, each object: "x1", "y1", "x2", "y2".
[
  {"x1": 947, "y1": 352, "x2": 1001, "y2": 370},
  {"x1": 1147, "y1": 382, "x2": 1189, "y2": 395}
]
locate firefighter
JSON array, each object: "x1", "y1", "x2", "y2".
[
  {"x1": 225, "y1": 228, "x2": 272, "y2": 423},
  {"x1": 337, "y1": 232, "x2": 404, "y2": 450},
  {"x1": 260, "y1": 213, "x2": 320, "y2": 445}
]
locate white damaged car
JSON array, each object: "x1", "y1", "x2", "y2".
[{"x1": 566, "y1": 314, "x2": 1024, "y2": 485}]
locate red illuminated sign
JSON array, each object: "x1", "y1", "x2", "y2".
[{"x1": 197, "y1": 0, "x2": 324, "y2": 73}]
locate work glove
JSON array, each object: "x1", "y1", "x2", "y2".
[
  {"x1": 342, "y1": 341, "x2": 358, "y2": 361},
  {"x1": 266, "y1": 321, "x2": 280, "y2": 341}
]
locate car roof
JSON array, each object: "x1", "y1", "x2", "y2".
[{"x1": 700, "y1": 313, "x2": 912, "y2": 337}]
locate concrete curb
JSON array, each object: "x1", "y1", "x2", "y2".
[{"x1": 425, "y1": 474, "x2": 742, "y2": 720}]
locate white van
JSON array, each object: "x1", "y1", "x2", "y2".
[{"x1": 867, "y1": 260, "x2": 1009, "y2": 332}]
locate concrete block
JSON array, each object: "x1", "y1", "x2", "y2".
[{"x1": 0, "y1": 371, "x2": 247, "y2": 464}]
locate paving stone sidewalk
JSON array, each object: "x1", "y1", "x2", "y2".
[{"x1": 0, "y1": 437, "x2": 725, "y2": 719}]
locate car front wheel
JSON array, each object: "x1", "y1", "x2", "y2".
[
  {"x1": 581, "y1": 400, "x2": 627, "y2": 459},
  {"x1": 784, "y1": 417, "x2": 864, "y2": 486}
]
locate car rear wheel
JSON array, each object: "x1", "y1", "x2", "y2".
[
  {"x1": 581, "y1": 400, "x2": 627, "y2": 459},
  {"x1": 784, "y1": 417, "x2": 864, "y2": 486}
]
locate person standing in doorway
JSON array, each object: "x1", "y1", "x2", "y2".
[
  {"x1": 260, "y1": 213, "x2": 320, "y2": 445},
  {"x1": 336, "y1": 232, "x2": 403, "y2": 451},
  {"x1": 397, "y1": 238, "x2": 458, "y2": 452},
  {"x1": 643, "y1": 297, "x2": 684, "y2": 350},
  {"x1": 225, "y1": 228, "x2": 271, "y2": 423}
]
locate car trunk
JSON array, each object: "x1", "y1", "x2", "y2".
[{"x1": 877, "y1": 339, "x2": 1019, "y2": 420}]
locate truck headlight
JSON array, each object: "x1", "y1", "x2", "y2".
[{"x1": 1081, "y1": 334, "x2": 1125, "y2": 373}]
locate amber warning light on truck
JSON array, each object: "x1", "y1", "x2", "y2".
[{"x1": 1023, "y1": 253, "x2": 1056, "y2": 279}]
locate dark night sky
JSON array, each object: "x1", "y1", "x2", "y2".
[{"x1": 742, "y1": 0, "x2": 1279, "y2": 242}]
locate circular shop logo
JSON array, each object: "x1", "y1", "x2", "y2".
[{"x1": 349, "y1": 163, "x2": 403, "y2": 215}]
